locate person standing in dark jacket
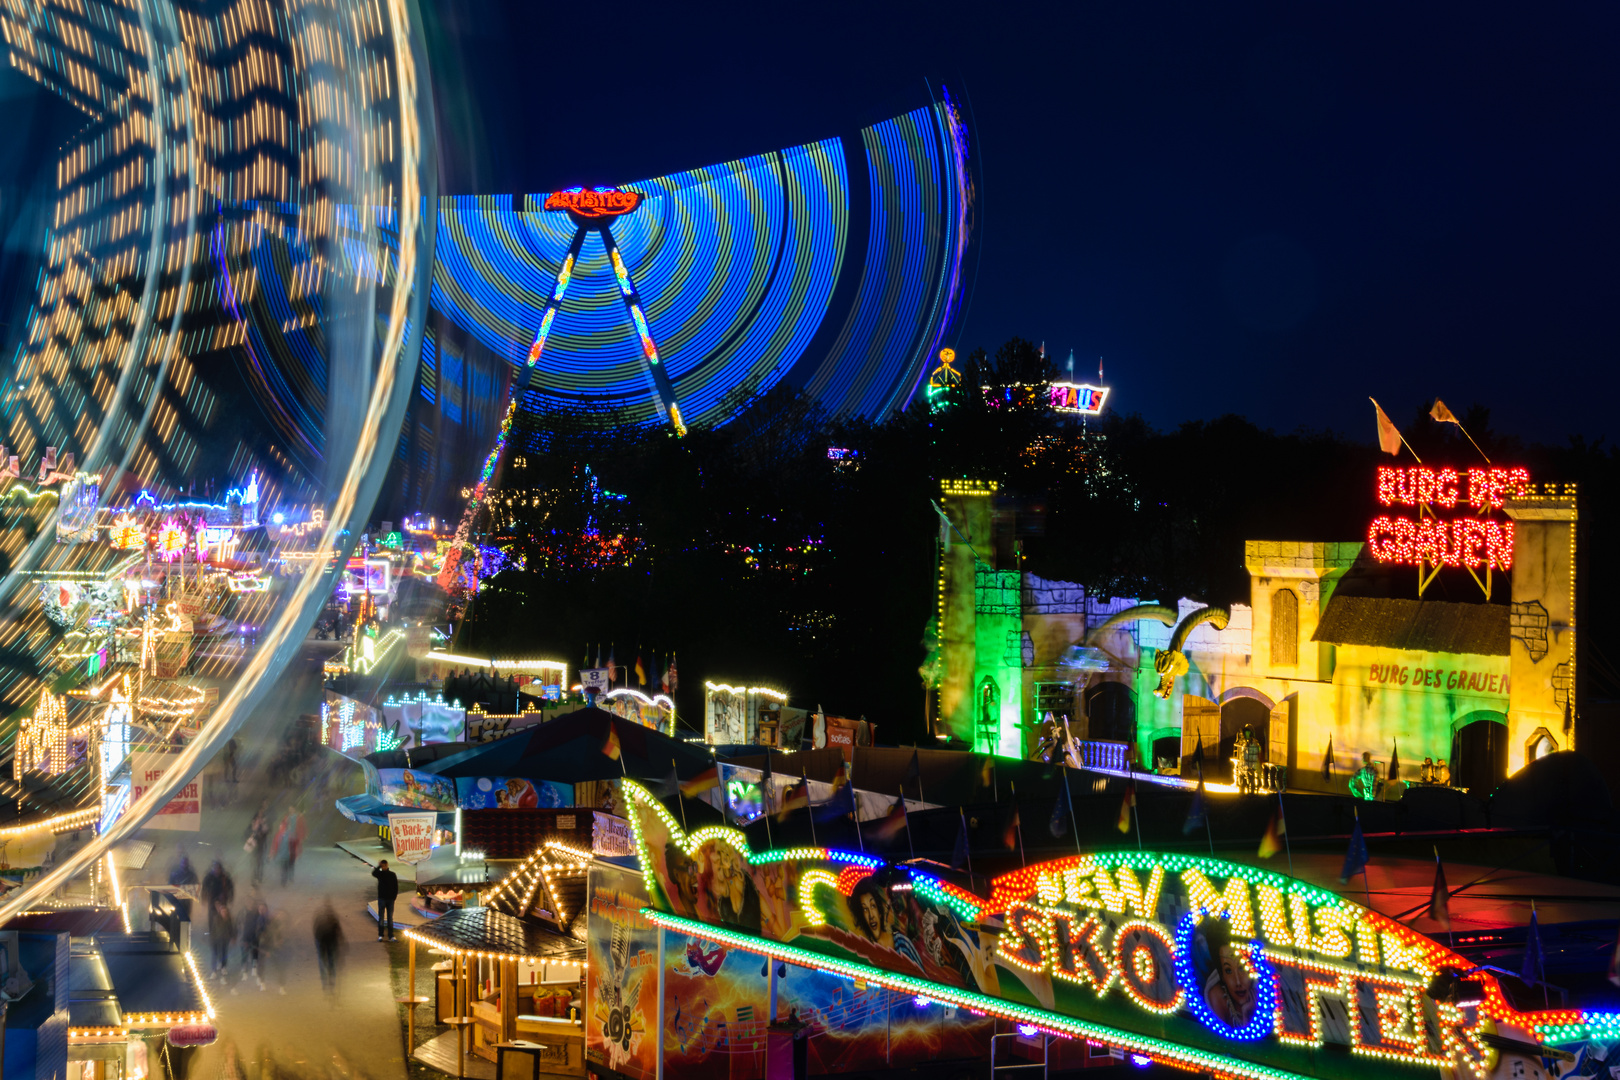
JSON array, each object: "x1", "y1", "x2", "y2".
[{"x1": 372, "y1": 860, "x2": 399, "y2": 941}]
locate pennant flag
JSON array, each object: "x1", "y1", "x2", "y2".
[
  {"x1": 607, "y1": 644, "x2": 618, "y2": 684},
  {"x1": 601, "y1": 724, "x2": 622, "y2": 762},
  {"x1": 1429, "y1": 849, "x2": 1451, "y2": 931},
  {"x1": 1049, "y1": 779, "x2": 1071, "y2": 839},
  {"x1": 679, "y1": 765, "x2": 720, "y2": 798},
  {"x1": 635, "y1": 654, "x2": 647, "y2": 687},
  {"x1": 1431, "y1": 399, "x2": 1459, "y2": 425},
  {"x1": 951, "y1": 815, "x2": 969, "y2": 870},
  {"x1": 668, "y1": 652, "x2": 678, "y2": 693},
  {"x1": 1340, "y1": 815, "x2": 1369, "y2": 883},
  {"x1": 1522, "y1": 906, "x2": 1544, "y2": 988},
  {"x1": 657, "y1": 767, "x2": 679, "y2": 799},
  {"x1": 595, "y1": 643, "x2": 602, "y2": 669},
  {"x1": 776, "y1": 778, "x2": 810, "y2": 821},
  {"x1": 1258, "y1": 803, "x2": 1286, "y2": 859},
  {"x1": 1116, "y1": 775, "x2": 1136, "y2": 835},
  {"x1": 1002, "y1": 806, "x2": 1021, "y2": 850},
  {"x1": 871, "y1": 794, "x2": 908, "y2": 843},
  {"x1": 1322, "y1": 736, "x2": 1336, "y2": 782},
  {"x1": 815, "y1": 770, "x2": 855, "y2": 822},
  {"x1": 1389, "y1": 740, "x2": 1401, "y2": 782},
  {"x1": 1183, "y1": 772, "x2": 1208, "y2": 836},
  {"x1": 903, "y1": 750, "x2": 921, "y2": 792},
  {"x1": 660, "y1": 659, "x2": 670, "y2": 693},
  {"x1": 979, "y1": 756, "x2": 995, "y2": 791},
  {"x1": 1371, "y1": 398, "x2": 1403, "y2": 456}
]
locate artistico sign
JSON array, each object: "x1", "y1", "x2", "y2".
[
  {"x1": 622, "y1": 780, "x2": 1563, "y2": 1080},
  {"x1": 544, "y1": 187, "x2": 642, "y2": 219}
]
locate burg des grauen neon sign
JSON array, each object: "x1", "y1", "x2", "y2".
[{"x1": 1367, "y1": 465, "x2": 1527, "y2": 571}]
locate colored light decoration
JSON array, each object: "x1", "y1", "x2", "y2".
[
  {"x1": 1050, "y1": 382, "x2": 1109, "y2": 415},
  {"x1": 102, "y1": 677, "x2": 132, "y2": 782},
  {"x1": 110, "y1": 515, "x2": 144, "y2": 550},
  {"x1": 1172, "y1": 911, "x2": 1276, "y2": 1040},
  {"x1": 629, "y1": 303, "x2": 660, "y2": 363},
  {"x1": 157, "y1": 520, "x2": 187, "y2": 559},
  {"x1": 610, "y1": 249, "x2": 634, "y2": 296},
  {"x1": 17, "y1": 688, "x2": 70, "y2": 778}
]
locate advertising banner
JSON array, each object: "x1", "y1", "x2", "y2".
[
  {"x1": 455, "y1": 776, "x2": 572, "y2": 810},
  {"x1": 585, "y1": 864, "x2": 660, "y2": 1080},
  {"x1": 130, "y1": 751, "x2": 201, "y2": 830},
  {"x1": 376, "y1": 768, "x2": 458, "y2": 811},
  {"x1": 387, "y1": 812, "x2": 437, "y2": 865},
  {"x1": 661, "y1": 928, "x2": 769, "y2": 1079}
]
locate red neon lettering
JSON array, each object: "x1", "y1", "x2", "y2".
[
  {"x1": 1351, "y1": 976, "x2": 1432, "y2": 1063},
  {"x1": 543, "y1": 188, "x2": 643, "y2": 218},
  {"x1": 1379, "y1": 466, "x2": 1529, "y2": 509},
  {"x1": 1366, "y1": 516, "x2": 1513, "y2": 570}
]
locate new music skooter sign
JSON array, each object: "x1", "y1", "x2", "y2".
[{"x1": 622, "y1": 780, "x2": 1570, "y2": 1080}]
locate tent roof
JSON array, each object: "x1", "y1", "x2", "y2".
[
  {"x1": 408, "y1": 905, "x2": 586, "y2": 962},
  {"x1": 426, "y1": 708, "x2": 712, "y2": 782}
]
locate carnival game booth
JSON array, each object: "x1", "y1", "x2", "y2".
[
  {"x1": 402, "y1": 841, "x2": 594, "y2": 1078},
  {"x1": 599, "y1": 777, "x2": 1598, "y2": 1080},
  {"x1": 4, "y1": 896, "x2": 219, "y2": 1080}
]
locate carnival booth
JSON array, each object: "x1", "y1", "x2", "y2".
[
  {"x1": 590, "y1": 778, "x2": 1585, "y2": 1080},
  {"x1": 402, "y1": 841, "x2": 596, "y2": 1077}
]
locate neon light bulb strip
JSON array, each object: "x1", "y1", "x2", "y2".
[{"x1": 640, "y1": 908, "x2": 1312, "y2": 1080}]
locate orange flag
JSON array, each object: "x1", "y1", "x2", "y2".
[
  {"x1": 1116, "y1": 776, "x2": 1136, "y2": 834},
  {"x1": 1258, "y1": 804, "x2": 1286, "y2": 858},
  {"x1": 601, "y1": 724, "x2": 621, "y2": 761},
  {"x1": 1371, "y1": 398, "x2": 1403, "y2": 456},
  {"x1": 1430, "y1": 399, "x2": 1458, "y2": 425}
]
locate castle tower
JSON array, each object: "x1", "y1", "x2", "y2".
[{"x1": 1504, "y1": 483, "x2": 1580, "y2": 771}]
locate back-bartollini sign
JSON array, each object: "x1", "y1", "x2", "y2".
[{"x1": 622, "y1": 780, "x2": 1567, "y2": 1080}]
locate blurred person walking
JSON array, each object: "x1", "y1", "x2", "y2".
[
  {"x1": 273, "y1": 807, "x2": 307, "y2": 885},
  {"x1": 313, "y1": 898, "x2": 344, "y2": 995},
  {"x1": 245, "y1": 804, "x2": 271, "y2": 886},
  {"x1": 201, "y1": 859, "x2": 235, "y2": 911},
  {"x1": 168, "y1": 851, "x2": 198, "y2": 920},
  {"x1": 372, "y1": 859, "x2": 399, "y2": 941},
  {"x1": 234, "y1": 898, "x2": 267, "y2": 992},
  {"x1": 208, "y1": 898, "x2": 236, "y2": 977}
]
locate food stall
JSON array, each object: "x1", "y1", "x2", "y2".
[{"x1": 402, "y1": 842, "x2": 592, "y2": 1078}]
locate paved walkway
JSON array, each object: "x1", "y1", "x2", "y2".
[{"x1": 127, "y1": 641, "x2": 411, "y2": 1080}]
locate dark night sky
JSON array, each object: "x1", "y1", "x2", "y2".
[{"x1": 425, "y1": 1, "x2": 1619, "y2": 448}]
